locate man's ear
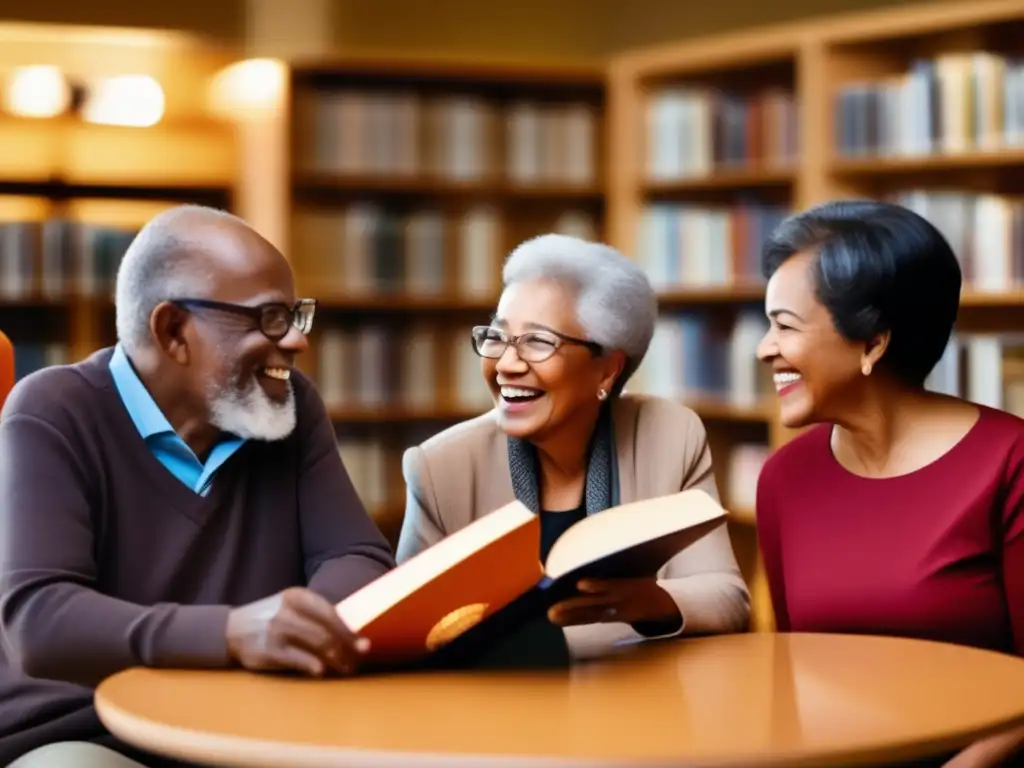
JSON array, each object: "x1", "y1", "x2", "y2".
[{"x1": 150, "y1": 301, "x2": 190, "y2": 365}]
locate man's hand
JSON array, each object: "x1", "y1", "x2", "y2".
[
  {"x1": 226, "y1": 587, "x2": 369, "y2": 677},
  {"x1": 547, "y1": 578, "x2": 681, "y2": 629}
]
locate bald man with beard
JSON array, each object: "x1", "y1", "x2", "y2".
[{"x1": 0, "y1": 205, "x2": 395, "y2": 767}]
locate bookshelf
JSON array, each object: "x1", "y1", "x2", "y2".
[
  {"x1": 608, "y1": 0, "x2": 1024, "y2": 631},
  {"x1": 286, "y1": 58, "x2": 607, "y2": 544},
  {"x1": 0, "y1": 27, "x2": 237, "y2": 389}
]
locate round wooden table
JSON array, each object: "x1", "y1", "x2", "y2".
[{"x1": 94, "y1": 632, "x2": 1024, "y2": 767}]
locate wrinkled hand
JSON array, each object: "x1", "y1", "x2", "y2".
[
  {"x1": 547, "y1": 578, "x2": 681, "y2": 629},
  {"x1": 226, "y1": 587, "x2": 369, "y2": 677}
]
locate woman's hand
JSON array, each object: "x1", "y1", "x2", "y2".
[
  {"x1": 941, "y1": 726, "x2": 1024, "y2": 768},
  {"x1": 547, "y1": 578, "x2": 682, "y2": 630}
]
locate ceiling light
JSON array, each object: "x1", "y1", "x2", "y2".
[
  {"x1": 4, "y1": 65, "x2": 71, "y2": 118},
  {"x1": 82, "y1": 74, "x2": 165, "y2": 127},
  {"x1": 208, "y1": 58, "x2": 286, "y2": 119}
]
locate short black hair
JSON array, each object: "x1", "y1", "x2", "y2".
[{"x1": 761, "y1": 200, "x2": 962, "y2": 387}]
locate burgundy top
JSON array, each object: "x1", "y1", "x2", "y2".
[
  {"x1": 0, "y1": 348, "x2": 395, "y2": 765},
  {"x1": 756, "y1": 405, "x2": 1024, "y2": 657}
]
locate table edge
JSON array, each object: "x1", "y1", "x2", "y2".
[
  {"x1": 94, "y1": 634, "x2": 1024, "y2": 768},
  {"x1": 95, "y1": 690, "x2": 606, "y2": 768},
  {"x1": 95, "y1": 686, "x2": 1024, "y2": 768}
]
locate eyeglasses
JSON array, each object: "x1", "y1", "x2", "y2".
[
  {"x1": 171, "y1": 298, "x2": 317, "y2": 342},
  {"x1": 471, "y1": 325, "x2": 603, "y2": 363}
]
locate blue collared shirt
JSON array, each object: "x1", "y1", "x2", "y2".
[{"x1": 109, "y1": 344, "x2": 245, "y2": 496}]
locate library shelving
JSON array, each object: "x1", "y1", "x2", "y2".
[
  {"x1": 285, "y1": 57, "x2": 607, "y2": 545},
  {"x1": 2, "y1": 189, "x2": 233, "y2": 372},
  {"x1": 0, "y1": 26, "x2": 239, "y2": 391},
  {"x1": 608, "y1": 0, "x2": 1024, "y2": 631}
]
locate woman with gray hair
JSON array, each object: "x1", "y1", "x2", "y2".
[{"x1": 397, "y1": 234, "x2": 750, "y2": 660}]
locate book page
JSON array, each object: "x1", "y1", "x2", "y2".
[{"x1": 544, "y1": 489, "x2": 726, "y2": 580}]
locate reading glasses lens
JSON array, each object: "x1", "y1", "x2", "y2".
[
  {"x1": 518, "y1": 343, "x2": 555, "y2": 361},
  {"x1": 262, "y1": 310, "x2": 291, "y2": 338},
  {"x1": 478, "y1": 339, "x2": 505, "y2": 358},
  {"x1": 477, "y1": 334, "x2": 555, "y2": 362}
]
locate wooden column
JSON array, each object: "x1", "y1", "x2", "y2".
[{"x1": 231, "y1": 0, "x2": 334, "y2": 254}]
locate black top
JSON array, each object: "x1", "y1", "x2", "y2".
[{"x1": 539, "y1": 502, "x2": 588, "y2": 565}]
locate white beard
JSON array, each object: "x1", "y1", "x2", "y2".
[{"x1": 207, "y1": 373, "x2": 297, "y2": 442}]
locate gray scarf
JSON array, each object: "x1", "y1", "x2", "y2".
[{"x1": 506, "y1": 402, "x2": 615, "y2": 516}]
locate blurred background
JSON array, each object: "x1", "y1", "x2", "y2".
[{"x1": 0, "y1": 0, "x2": 1017, "y2": 631}]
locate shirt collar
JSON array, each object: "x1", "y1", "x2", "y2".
[{"x1": 109, "y1": 343, "x2": 177, "y2": 440}]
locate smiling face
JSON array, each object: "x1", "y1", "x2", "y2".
[
  {"x1": 756, "y1": 251, "x2": 882, "y2": 429},
  {"x1": 176, "y1": 223, "x2": 309, "y2": 441},
  {"x1": 481, "y1": 279, "x2": 622, "y2": 444}
]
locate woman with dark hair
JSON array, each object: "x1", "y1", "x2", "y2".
[{"x1": 755, "y1": 200, "x2": 1024, "y2": 768}]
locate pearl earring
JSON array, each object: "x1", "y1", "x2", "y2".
[
  {"x1": 862, "y1": 363, "x2": 872, "y2": 376},
  {"x1": 597, "y1": 388, "x2": 608, "y2": 401}
]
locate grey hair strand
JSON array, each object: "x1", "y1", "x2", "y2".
[{"x1": 502, "y1": 233, "x2": 657, "y2": 395}]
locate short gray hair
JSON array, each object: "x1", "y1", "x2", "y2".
[
  {"x1": 502, "y1": 234, "x2": 657, "y2": 394},
  {"x1": 114, "y1": 204, "x2": 245, "y2": 355}
]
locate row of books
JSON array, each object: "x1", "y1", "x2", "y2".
[
  {"x1": 12, "y1": 310, "x2": 773, "y2": 413},
  {"x1": 631, "y1": 309, "x2": 771, "y2": 409},
  {"x1": 635, "y1": 190, "x2": 1024, "y2": 294},
  {"x1": 630, "y1": 315, "x2": 1024, "y2": 415},
  {"x1": 645, "y1": 87, "x2": 799, "y2": 180},
  {"x1": 9, "y1": 342, "x2": 68, "y2": 381},
  {"x1": 339, "y1": 435, "x2": 770, "y2": 517},
  {"x1": 894, "y1": 190, "x2": 1024, "y2": 291},
  {"x1": 0, "y1": 219, "x2": 135, "y2": 301},
  {"x1": 836, "y1": 53, "x2": 1024, "y2": 158},
  {"x1": 927, "y1": 332, "x2": 1024, "y2": 417},
  {"x1": 637, "y1": 202, "x2": 787, "y2": 290},
  {"x1": 293, "y1": 204, "x2": 597, "y2": 300},
  {"x1": 338, "y1": 438, "x2": 392, "y2": 512},
  {"x1": 295, "y1": 90, "x2": 598, "y2": 185},
  {"x1": 317, "y1": 325, "x2": 494, "y2": 413},
  {"x1": 315, "y1": 309, "x2": 776, "y2": 416},
  {"x1": 728, "y1": 443, "x2": 770, "y2": 513}
]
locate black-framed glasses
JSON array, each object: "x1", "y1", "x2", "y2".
[
  {"x1": 471, "y1": 325, "x2": 603, "y2": 363},
  {"x1": 171, "y1": 298, "x2": 317, "y2": 342}
]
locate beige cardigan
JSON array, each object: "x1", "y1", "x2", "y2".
[{"x1": 396, "y1": 394, "x2": 751, "y2": 659}]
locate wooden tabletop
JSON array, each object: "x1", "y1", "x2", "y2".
[{"x1": 95, "y1": 632, "x2": 1024, "y2": 768}]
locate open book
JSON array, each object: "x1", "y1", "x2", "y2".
[{"x1": 336, "y1": 489, "x2": 726, "y2": 669}]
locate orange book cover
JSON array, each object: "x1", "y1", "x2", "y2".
[
  {"x1": 336, "y1": 501, "x2": 543, "y2": 667},
  {"x1": 336, "y1": 490, "x2": 727, "y2": 669}
]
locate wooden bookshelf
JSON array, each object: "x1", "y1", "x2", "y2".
[
  {"x1": 1, "y1": 188, "x2": 233, "y2": 366},
  {"x1": 0, "y1": 190, "x2": 237, "y2": 365},
  {"x1": 608, "y1": 0, "x2": 1024, "y2": 632},
  {"x1": 0, "y1": 28, "x2": 238, "y2": 387},
  {"x1": 285, "y1": 58, "x2": 607, "y2": 541}
]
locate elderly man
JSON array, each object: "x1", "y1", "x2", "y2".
[{"x1": 0, "y1": 205, "x2": 395, "y2": 767}]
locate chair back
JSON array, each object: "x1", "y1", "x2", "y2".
[{"x1": 0, "y1": 330, "x2": 13, "y2": 413}]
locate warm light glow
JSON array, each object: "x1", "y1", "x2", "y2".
[
  {"x1": 4, "y1": 65, "x2": 71, "y2": 118},
  {"x1": 82, "y1": 74, "x2": 164, "y2": 127},
  {"x1": 208, "y1": 58, "x2": 286, "y2": 119}
]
